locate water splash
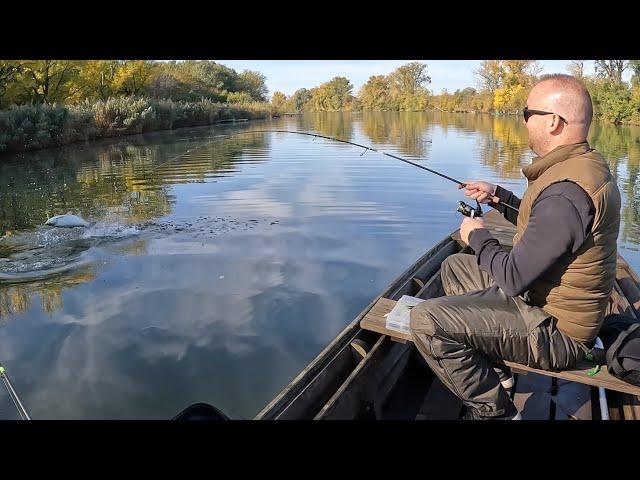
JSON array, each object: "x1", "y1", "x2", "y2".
[
  {"x1": 0, "y1": 221, "x2": 138, "y2": 284},
  {"x1": 0, "y1": 214, "x2": 268, "y2": 284},
  {"x1": 81, "y1": 222, "x2": 140, "y2": 239}
]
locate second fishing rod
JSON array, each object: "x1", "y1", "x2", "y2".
[{"x1": 212, "y1": 129, "x2": 519, "y2": 218}]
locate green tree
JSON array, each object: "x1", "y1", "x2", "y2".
[
  {"x1": 147, "y1": 70, "x2": 189, "y2": 100},
  {"x1": 71, "y1": 60, "x2": 119, "y2": 102},
  {"x1": 0, "y1": 61, "x2": 22, "y2": 107},
  {"x1": 311, "y1": 76, "x2": 355, "y2": 111},
  {"x1": 237, "y1": 70, "x2": 268, "y2": 101},
  {"x1": 389, "y1": 62, "x2": 431, "y2": 110},
  {"x1": 187, "y1": 61, "x2": 238, "y2": 100},
  {"x1": 227, "y1": 91, "x2": 253, "y2": 104},
  {"x1": 16, "y1": 60, "x2": 81, "y2": 104},
  {"x1": 290, "y1": 88, "x2": 312, "y2": 112},
  {"x1": 589, "y1": 78, "x2": 634, "y2": 124},
  {"x1": 594, "y1": 60, "x2": 628, "y2": 84},
  {"x1": 629, "y1": 60, "x2": 640, "y2": 87}
]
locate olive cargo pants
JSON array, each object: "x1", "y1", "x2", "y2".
[{"x1": 409, "y1": 253, "x2": 589, "y2": 417}]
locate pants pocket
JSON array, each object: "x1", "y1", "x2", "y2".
[
  {"x1": 547, "y1": 325, "x2": 587, "y2": 370},
  {"x1": 514, "y1": 296, "x2": 551, "y2": 333}
]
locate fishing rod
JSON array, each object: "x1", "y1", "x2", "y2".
[
  {"x1": 0, "y1": 363, "x2": 31, "y2": 420},
  {"x1": 213, "y1": 129, "x2": 519, "y2": 218}
]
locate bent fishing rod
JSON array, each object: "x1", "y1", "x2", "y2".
[
  {"x1": 212, "y1": 129, "x2": 519, "y2": 218},
  {"x1": 0, "y1": 362, "x2": 31, "y2": 420}
]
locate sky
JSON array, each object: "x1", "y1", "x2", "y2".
[{"x1": 215, "y1": 60, "x2": 632, "y2": 98}]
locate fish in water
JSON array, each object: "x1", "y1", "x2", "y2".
[{"x1": 45, "y1": 212, "x2": 90, "y2": 228}]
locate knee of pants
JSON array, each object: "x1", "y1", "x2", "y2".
[
  {"x1": 410, "y1": 297, "x2": 447, "y2": 337},
  {"x1": 441, "y1": 253, "x2": 472, "y2": 277}
]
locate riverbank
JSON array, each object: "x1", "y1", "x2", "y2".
[
  {"x1": 0, "y1": 97, "x2": 278, "y2": 154},
  {"x1": 381, "y1": 108, "x2": 640, "y2": 126}
]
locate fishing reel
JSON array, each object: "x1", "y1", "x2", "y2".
[{"x1": 457, "y1": 200, "x2": 483, "y2": 218}]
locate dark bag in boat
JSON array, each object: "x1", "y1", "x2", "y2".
[{"x1": 599, "y1": 314, "x2": 640, "y2": 387}]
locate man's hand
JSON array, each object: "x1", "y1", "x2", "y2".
[
  {"x1": 459, "y1": 180, "x2": 498, "y2": 204},
  {"x1": 460, "y1": 217, "x2": 485, "y2": 244}
]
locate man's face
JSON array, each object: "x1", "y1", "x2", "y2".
[{"x1": 523, "y1": 88, "x2": 547, "y2": 156}]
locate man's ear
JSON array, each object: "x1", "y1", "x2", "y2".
[{"x1": 549, "y1": 114, "x2": 563, "y2": 134}]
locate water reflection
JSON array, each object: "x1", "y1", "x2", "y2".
[
  {"x1": 475, "y1": 117, "x2": 533, "y2": 178},
  {"x1": 0, "y1": 127, "x2": 271, "y2": 319},
  {"x1": 0, "y1": 267, "x2": 96, "y2": 320},
  {"x1": 590, "y1": 123, "x2": 640, "y2": 247},
  {"x1": 0, "y1": 129, "x2": 270, "y2": 233},
  {"x1": 294, "y1": 112, "x2": 355, "y2": 141},
  {"x1": 358, "y1": 111, "x2": 433, "y2": 158}
]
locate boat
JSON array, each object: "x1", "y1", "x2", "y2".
[
  {"x1": 216, "y1": 118, "x2": 249, "y2": 124},
  {"x1": 251, "y1": 209, "x2": 640, "y2": 420}
]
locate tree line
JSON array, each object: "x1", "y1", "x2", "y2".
[
  {"x1": 0, "y1": 61, "x2": 275, "y2": 153},
  {"x1": 270, "y1": 60, "x2": 640, "y2": 125},
  {"x1": 2, "y1": 60, "x2": 640, "y2": 154},
  {"x1": 0, "y1": 60, "x2": 269, "y2": 107},
  {"x1": 271, "y1": 62, "x2": 432, "y2": 113}
]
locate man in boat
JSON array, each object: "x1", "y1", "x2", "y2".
[{"x1": 410, "y1": 74, "x2": 621, "y2": 420}]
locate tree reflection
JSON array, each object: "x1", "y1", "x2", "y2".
[
  {"x1": 0, "y1": 129, "x2": 270, "y2": 233},
  {"x1": 294, "y1": 112, "x2": 355, "y2": 142},
  {"x1": 590, "y1": 123, "x2": 640, "y2": 246},
  {"x1": 0, "y1": 267, "x2": 96, "y2": 320},
  {"x1": 359, "y1": 111, "x2": 433, "y2": 158},
  {"x1": 0, "y1": 128, "x2": 271, "y2": 315}
]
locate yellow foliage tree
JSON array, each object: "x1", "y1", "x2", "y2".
[
  {"x1": 70, "y1": 60, "x2": 119, "y2": 102},
  {"x1": 271, "y1": 91, "x2": 288, "y2": 111},
  {"x1": 359, "y1": 75, "x2": 391, "y2": 110},
  {"x1": 112, "y1": 61, "x2": 154, "y2": 96},
  {"x1": 493, "y1": 84, "x2": 525, "y2": 112}
]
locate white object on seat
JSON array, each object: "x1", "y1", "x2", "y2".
[{"x1": 385, "y1": 295, "x2": 426, "y2": 334}]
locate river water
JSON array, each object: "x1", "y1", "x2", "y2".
[{"x1": 1, "y1": 112, "x2": 638, "y2": 418}]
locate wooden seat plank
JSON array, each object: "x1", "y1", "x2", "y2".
[{"x1": 359, "y1": 296, "x2": 640, "y2": 397}]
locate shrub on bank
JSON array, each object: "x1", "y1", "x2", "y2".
[{"x1": 0, "y1": 97, "x2": 276, "y2": 153}]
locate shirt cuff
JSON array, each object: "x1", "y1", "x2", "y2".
[
  {"x1": 468, "y1": 227, "x2": 495, "y2": 251},
  {"x1": 494, "y1": 185, "x2": 510, "y2": 202}
]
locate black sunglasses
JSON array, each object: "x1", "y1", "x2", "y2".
[{"x1": 523, "y1": 106, "x2": 568, "y2": 125}]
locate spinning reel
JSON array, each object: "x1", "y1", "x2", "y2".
[{"x1": 457, "y1": 200, "x2": 483, "y2": 218}]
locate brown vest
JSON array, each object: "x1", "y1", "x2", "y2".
[{"x1": 514, "y1": 142, "x2": 621, "y2": 343}]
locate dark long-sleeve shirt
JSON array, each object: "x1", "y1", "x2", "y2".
[
  {"x1": 491, "y1": 185, "x2": 521, "y2": 225},
  {"x1": 468, "y1": 181, "x2": 595, "y2": 297}
]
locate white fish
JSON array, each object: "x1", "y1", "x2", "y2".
[{"x1": 45, "y1": 212, "x2": 90, "y2": 228}]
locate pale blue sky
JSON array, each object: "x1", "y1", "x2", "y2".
[{"x1": 216, "y1": 60, "x2": 630, "y2": 98}]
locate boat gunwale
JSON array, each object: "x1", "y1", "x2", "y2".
[{"x1": 254, "y1": 233, "x2": 460, "y2": 419}]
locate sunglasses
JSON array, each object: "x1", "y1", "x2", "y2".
[{"x1": 523, "y1": 106, "x2": 568, "y2": 125}]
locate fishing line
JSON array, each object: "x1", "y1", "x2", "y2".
[{"x1": 210, "y1": 129, "x2": 519, "y2": 215}]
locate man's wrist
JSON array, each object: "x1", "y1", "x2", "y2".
[{"x1": 468, "y1": 227, "x2": 490, "y2": 247}]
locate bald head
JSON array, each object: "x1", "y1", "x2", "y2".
[{"x1": 525, "y1": 74, "x2": 593, "y2": 155}]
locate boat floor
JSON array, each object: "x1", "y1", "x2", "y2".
[{"x1": 380, "y1": 351, "x2": 597, "y2": 420}]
